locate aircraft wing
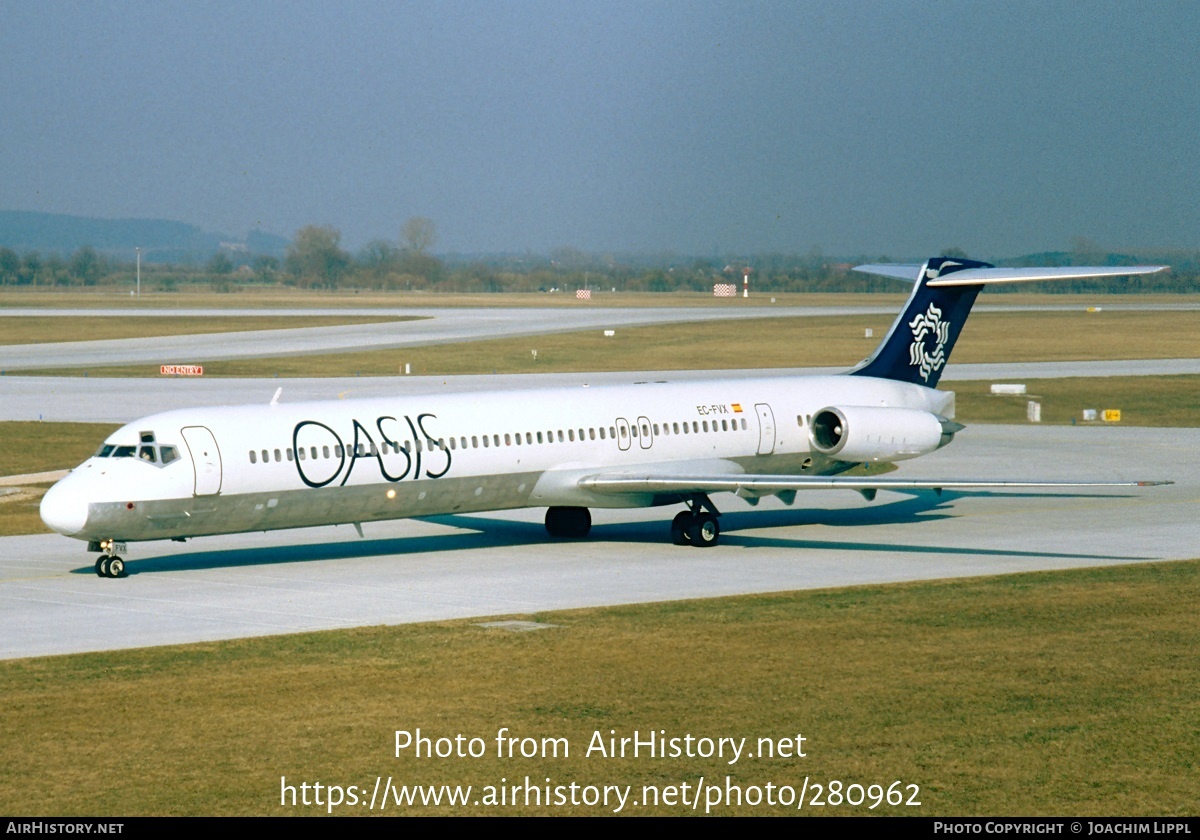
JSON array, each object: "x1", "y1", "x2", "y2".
[{"x1": 578, "y1": 473, "x2": 1171, "y2": 496}]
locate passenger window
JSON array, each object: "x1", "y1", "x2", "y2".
[
  {"x1": 323, "y1": 446, "x2": 330, "y2": 459},
  {"x1": 599, "y1": 428, "x2": 606, "y2": 440},
  {"x1": 505, "y1": 433, "x2": 512, "y2": 446},
  {"x1": 287, "y1": 448, "x2": 294, "y2": 461},
  {"x1": 493, "y1": 434, "x2": 500, "y2": 447},
  {"x1": 537, "y1": 431, "x2": 544, "y2": 444},
  {"x1": 568, "y1": 430, "x2": 575, "y2": 442},
  {"x1": 249, "y1": 450, "x2": 257, "y2": 464},
  {"x1": 482, "y1": 436, "x2": 489, "y2": 448}
]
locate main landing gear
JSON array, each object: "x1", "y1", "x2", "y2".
[
  {"x1": 544, "y1": 506, "x2": 592, "y2": 538},
  {"x1": 544, "y1": 495, "x2": 724, "y2": 548},
  {"x1": 90, "y1": 539, "x2": 127, "y2": 578},
  {"x1": 670, "y1": 494, "x2": 721, "y2": 548}
]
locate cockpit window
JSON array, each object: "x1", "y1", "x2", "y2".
[{"x1": 95, "y1": 438, "x2": 181, "y2": 466}]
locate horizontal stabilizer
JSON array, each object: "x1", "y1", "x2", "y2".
[
  {"x1": 579, "y1": 473, "x2": 1172, "y2": 496},
  {"x1": 854, "y1": 263, "x2": 1167, "y2": 286}
]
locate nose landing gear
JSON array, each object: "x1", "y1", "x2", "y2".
[{"x1": 91, "y1": 540, "x2": 128, "y2": 578}]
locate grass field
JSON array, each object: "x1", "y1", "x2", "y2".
[
  {"x1": 14, "y1": 309, "x2": 1200, "y2": 378},
  {"x1": 0, "y1": 560, "x2": 1195, "y2": 815},
  {"x1": 952, "y1": 375, "x2": 1200, "y2": 426}
]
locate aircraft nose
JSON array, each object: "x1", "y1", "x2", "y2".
[{"x1": 40, "y1": 478, "x2": 90, "y2": 537}]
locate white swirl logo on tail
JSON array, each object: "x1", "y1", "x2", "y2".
[{"x1": 908, "y1": 303, "x2": 950, "y2": 381}]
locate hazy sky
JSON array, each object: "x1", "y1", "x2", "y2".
[{"x1": 3, "y1": 1, "x2": 1197, "y2": 258}]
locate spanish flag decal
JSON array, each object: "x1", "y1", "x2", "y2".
[{"x1": 731, "y1": 403, "x2": 743, "y2": 413}]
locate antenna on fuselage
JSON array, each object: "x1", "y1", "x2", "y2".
[{"x1": 270, "y1": 387, "x2": 282, "y2": 407}]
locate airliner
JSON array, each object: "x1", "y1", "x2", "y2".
[{"x1": 40, "y1": 257, "x2": 1170, "y2": 577}]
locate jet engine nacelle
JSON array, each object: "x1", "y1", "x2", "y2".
[{"x1": 809, "y1": 406, "x2": 961, "y2": 463}]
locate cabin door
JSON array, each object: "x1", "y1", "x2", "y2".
[
  {"x1": 636, "y1": 416, "x2": 654, "y2": 449},
  {"x1": 755, "y1": 403, "x2": 776, "y2": 455},
  {"x1": 181, "y1": 425, "x2": 223, "y2": 496}
]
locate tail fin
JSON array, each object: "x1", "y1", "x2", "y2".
[
  {"x1": 848, "y1": 257, "x2": 990, "y2": 387},
  {"x1": 847, "y1": 258, "x2": 1168, "y2": 387}
]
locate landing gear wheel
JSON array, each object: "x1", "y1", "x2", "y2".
[
  {"x1": 544, "y1": 506, "x2": 591, "y2": 538},
  {"x1": 671, "y1": 512, "x2": 693, "y2": 545},
  {"x1": 107, "y1": 557, "x2": 125, "y2": 578},
  {"x1": 686, "y1": 513, "x2": 720, "y2": 547},
  {"x1": 95, "y1": 557, "x2": 108, "y2": 577}
]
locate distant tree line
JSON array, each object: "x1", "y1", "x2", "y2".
[{"x1": 1, "y1": 222, "x2": 1197, "y2": 295}]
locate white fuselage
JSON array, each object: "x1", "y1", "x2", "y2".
[{"x1": 40, "y1": 373, "x2": 953, "y2": 545}]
